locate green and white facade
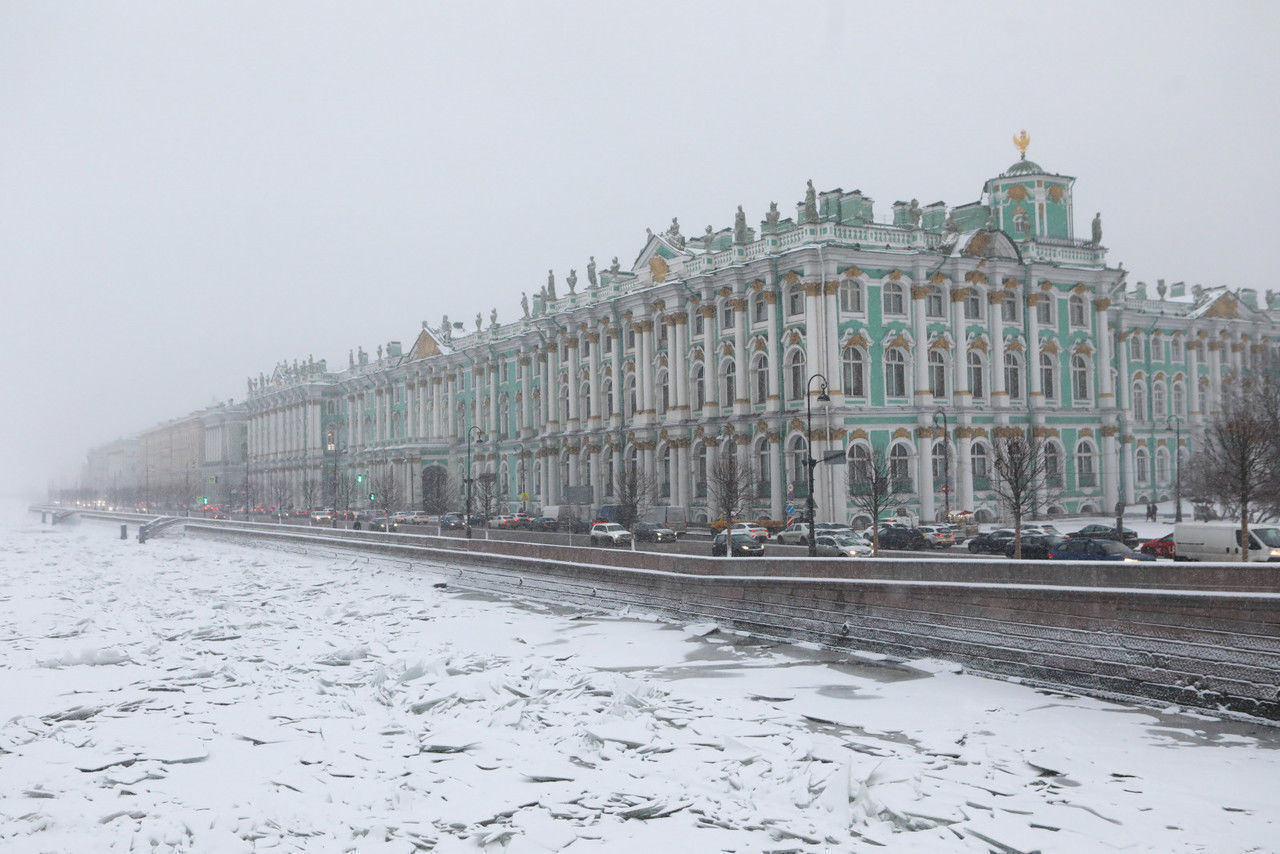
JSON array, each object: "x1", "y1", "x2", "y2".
[{"x1": 244, "y1": 149, "x2": 1280, "y2": 524}]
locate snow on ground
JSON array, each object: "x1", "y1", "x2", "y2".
[{"x1": 2, "y1": 512, "x2": 1278, "y2": 852}]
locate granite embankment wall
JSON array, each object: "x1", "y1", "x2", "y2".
[{"x1": 59, "y1": 511, "x2": 1280, "y2": 720}]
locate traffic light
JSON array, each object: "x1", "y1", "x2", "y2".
[
  {"x1": 369, "y1": 492, "x2": 376, "y2": 501},
  {"x1": 356, "y1": 474, "x2": 366, "y2": 483}
]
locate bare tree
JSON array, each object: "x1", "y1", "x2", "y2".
[
  {"x1": 299, "y1": 476, "x2": 321, "y2": 512},
  {"x1": 847, "y1": 447, "x2": 907, "y2": 556},
  {"x1": 370, "y1": 467, "x2": 402, "y2": 517},
  {"x1": 421, "y1": 465, "x2": 456, "y2": 515},
  {"x1": 990, "y1": 427, "x2": 1055, "y2": 559},
  {"x1": 474, "y1": 471, "x2": 501, "y2": 519},
  {"x1": 268, "y1": 472, "x2": 291, "y2": 519},
  {"x1": 612, "y1": 461, "x2": 657, "y2": 531},
  {"x1": 708, "y1": 447, "x2": 755, "y2": 530},
  {"x1": 1186, "y1": 381, "x2": 1279, "y2": 560}
]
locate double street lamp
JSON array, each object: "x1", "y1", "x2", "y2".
[
  {"x1": 465, "y1": 426, "x2": 484, "y2": 539},
  {"x1": 932, "y1": 407, "x2": 950, "y2": 521},
  {"x1": 1167, "y1": 414, "x2": 1184, "y2": 523},
  {"x1": 805, "y1": 373, "x2": 831, "y2": 558}
]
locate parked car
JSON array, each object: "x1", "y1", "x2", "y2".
[
  {"x1": 366, "y1": 516, "x2": 398, "y2": 533},
  {"x1": 877, "y1": 527, "x2": 928, "y2": 550},
  {"x1": 1050, "y1": 537, "x2": 1154, "y2": 562},
  {"x1": 513, "y1": 512, "x2": 535, "y2": 529},
  {"x1": 1140, "y1": 533, "x2": 1177, "y2": 559},
  {"x1": 310, "y1": 508, "x2": 333, "y2": 524},
  {"x1": 967, "y1": 529, "x2": 1017, "y2": 554},
  {"x1": 775, "y1": 522, "x2": 814, "y2": 545},
  {"x1": 712, "y1": 531, "x2": 765, "y2": 557},
  {"x1": 1066, "y1": 524, "x2": 1139, "y2": 549},
  {"x1": 634, "y1": 522, "x2": 677, "y2": 543},
  {"x1": 729, "y1": 522, "x2": 770, "y2": 542},
  {"x1": 1005, "y1": 533, "x2": 1069, "y2": 560},
  {"x1": 530, "y1": 516, "x2": 559, "y2": 532},
  {"x1": 490, "y1": 514, "x2": 520, "y2": 529},
  {"x1": 590, "y1": 522, "x2": 632, "y2": 546},
  {"x1": 815, "y1": 534, "x2": 874, "y2": 557},
  {"x1": 1173, "y1": 522, "x2": 1280, "y2": 562},
  {"x1": 916, "y1": 525, "x2": 956, "y2": 549},
  {"x1": 440, "y1": 513, "x2": 464, "y2": 529}
]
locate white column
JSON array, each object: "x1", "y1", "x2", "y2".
[
  {"x1": 732, "y1": 297, "x2": 749, "y2": 415},
  {"x1": 951, "y1": 287, "x2": 970, "y2": 402},
  {"x1": 917, "y1": 434, "x2": 935, "y2": 522},
  {"x1": 1187, "y1": 344, "x2": 1201, "y2": 417},
  {"x1": 587, "y1": 335, "x2": 601, "y2": 429},
  {"x1": 1096, "y1": 299, "x2": 1115, "y2": 403},
  {"x1": 911, "y1": 285, "x2": 930, "y2": 407},
  {"x1": 567, "y1": 338, "x2": 581, "y2": 429},
  {"x1": 988, "y1": 285, "x2": 1007, "y2": 404},
  {"x1": 823, "y1": 282, "x2": 842, "y2": 404},
  {"x1": 765, "y1": 292, "x2": 780, "y2": 411},
  {"x1": 1208, "y1": 340, "x2": 1223, "y2": 414},
  {"x1": 957, "y1": 433, "x2": 974, "y2": 511},
  {"x1": 701, "y1": 305, "x2": 719, "y2": 417},
  {"x1": 768, "y1": 439, "x2": 783, "y2": 520},
  {"x1": 1027, "y1": 293, "x2": 1043, "y2": 400}
]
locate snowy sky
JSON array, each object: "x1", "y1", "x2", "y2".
[{"x1": 4, "y1": 0, "x2": 1279, "y2": 495}]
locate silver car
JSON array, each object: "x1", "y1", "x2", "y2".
[{"x1": 815, "y1": 534, "x2": 874, "y2": 557}]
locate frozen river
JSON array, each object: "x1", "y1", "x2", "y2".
[{"x1": 2, "y1": 513, "x2": 1278, "y2": 852}]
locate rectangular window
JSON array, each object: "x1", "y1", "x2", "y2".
[
  {"x1": 964, "y1": 292, "x2": 981, "y2": 320},
  {"x1": 1036, "y1": 298, "x2": 1051, "y2": 325}
]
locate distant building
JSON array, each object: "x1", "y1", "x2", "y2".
[{"x1": 213, "y1": 145, "x2": 1280, "y2": 522}]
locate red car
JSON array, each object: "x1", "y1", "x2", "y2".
[{"x1": 1140, "y1": 533, "x2": 1176, "y2": 559}]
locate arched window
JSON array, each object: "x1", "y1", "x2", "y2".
[
  {"x1": 1171, "y1": 337, "x2": 1183, "y2": 361},
  {"x1": 971, "y1": 442, "x2": 989, "y2": 482},
  {"x1": 693, "y1": 442, "x2": 706, "y2": 496},
  {"x1": 602, "y1": 378, "x2": 614, "y2": 418},
  {"x1": 1076, "y1": 440, "x2": 1096, "y2": 487},
  {"x1": 720, "y1": 301, "x2": 733, "y2": 330},
  {"x1": 848, "y1": 443, "x2": 872, "y2": 490},
  {"x1": 1132, "y1": 381, "x2": 1147, "y2": 420},
  {"x1": 928, "y1": 349, "x2": 947, "y2": 398},
  {"x1": 756, "y1": 438, "x2": 771, "y2": 494},
  {"x1": 660, "y1": 445, "x2": 672, "y2": 497},
  {"x1": 790, "y1": 435, "x2": 808, "y2": 494},
  {"x1": 1172, "y1": 382, "x2": 1185, "y2": 415},
  {"x1": 787, "y1": 350, "x2": 806, "y2": 401},
  {"x1": 559, "y1": 386, "x2": 570, "y2": 424},
  {"x1": 656, "y1": 372, "x2": 669, "y2": 416},
  {"x1": 931, "y1": 442, "x2": 948, "y2": 485},
  {"x1": 692, "y1": 364, "x2": 705, "y2": 410},
  {"x1": 1001, "y1": 291, "x2": 1018, "y2": 323},
  {"x1": 1130, "y1": 334, "x2": 1143, "y2": 361},
  {"x1": 1156, "y1": 447, "x2": 1170, "y2": 484},
  {"x1": 578, "y1": 383, "x2": 590, "y2": 423},
  {"x1": 968, "y1": 351, "x2": 986, "y2": 400},
  {"x1": 1045, "y1": 442, "x2": 1063, "y2": 487},
  {"x1": 842, "y1": 347, "x2": 866, "y2": 397},
  {"x1": 882, "y1": 283, "x2": 905, "y2": 315},
  {"x1": 1036, "y1": 295, "x2": 1053, "y2": 325},
  {"x1": 926, "y1": 286, "x2": 945, "y2": 318},
  {"x1": 889, "y1": 444, "x2": 912, "y2": 490},
  {"x1": 787, "y1": 285, "x2": 803, "y2": 316},
  {"x1": 625, "y1": 373, "x2": 637, "y2": 418},
  {"x1": 885, "y1": 348, "x2": 907, "y2": 398},
  {"x1": 722, "y1": 361, "x2": 736, "y2": 406},
  {"x1": 1069, "y1": 295, "x2": 1086, "y2": 327},
  {"x1": 1004, "y1": 352, "x2": 1022, "y2": 400},
  {"x1": 1040, "y1": 352, "x2": 1056, "y2": 399},
  {"x1": 752, "y1": 354, "x2": 769, "y2": 404},
  {"x1": 839, "y1": 280, "x2": 864, "y2": 313},
  {"x1": 1151, "y1": 382, "x2": 1166, "y2": 418},
  {"x1": 964, "y1": 290, "x2": 982, "y2": 320},
  {"x1": 1135, "y1": 447, "x2": 1150, "y2": 484},
  {"x1": 753, "y1": 293, "x2": 767, "y2": 323},
  {"x1": 1071, "y1": 355, "x2": 1090, "y2": 402}
]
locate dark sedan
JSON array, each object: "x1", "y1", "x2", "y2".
[
  {"x1": 530, "y1": 516, "x2": 559, "y2": 532},
  {"x1": 634, "y1": 522, "x2": 677, "y2": 543},
  {"x1": 440, "y1": 513, "x2": 464, "y2": 529},
  {"x1": 877, "y1": 527, "x2": 928, "y2": 551},
  {"x1": 366, "y1": 516, "x2": 398, "y2": 532},
  {"x1": 1050, "y1": 537, "x2": 1155, "y2": 562},
  {"x1": 1005, "y1": 533, "x2": 1069, "y2": 560},
  {"x1": 712, "y1": 532, "x2": 765, "y2": 557},
  {"x1": 1067, "y1": 524, "x2": 1139, "y2": 549},
  {"x1": 968, "y1": 529, "x2": 1017, "y2": 554}
]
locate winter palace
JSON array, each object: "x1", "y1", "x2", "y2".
[{"x1": 180, "y1": 141, "x2": 1280, "y2": 523}]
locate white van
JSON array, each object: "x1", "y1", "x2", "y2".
[{"x1": 1173, "y1": 522, "x2": 1280, "y2": 562}]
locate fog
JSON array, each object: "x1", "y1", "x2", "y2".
[{"x1": 3, "y1": 0, "x2": 1277, "y2": 496}]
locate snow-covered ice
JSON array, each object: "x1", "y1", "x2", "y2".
[{"x1": 2, "y1": 512, "x2": 1278, "y2": 852}]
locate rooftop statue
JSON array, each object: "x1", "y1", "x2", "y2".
[
  {"x1": 475, "y1": 312, "x2": 482, "y2": 332},
  {"x1": 566, "y1": 268, "x2": 577, "y2": 294},
  {"x1": 665, "y1": 217, "x2": 685, "y2": 249},
  {"x1": 521, "y1": 292, "x2": 530, "y2": 317},
  {"x1": 734, "y1": 205, "x2": 747, "y2": 244},
  {"x1": 908, "y1": 198, "x2": 922, "y2": 228},
  {"x1": 349, "y1": 349, "x2": 355, "y2": 368},
  {"x1": 587, "y1": 256, "x2": 598, "y2": 288},
  {"x1": 803, "y1": 179, "x2": 817, "y2": 223},
  {"x1": 376, "y1": 345, "x2": 383, "y2": 360},
  {"x1": 1091, "y1": 212, "x2": 1103, "y2": 246},
  {"x1": 610, "y1": 256, "x2": 620, "y2": 273},
  {"x1": 546, "y1": 269, "x2": 557, "y2": 300},
  {"x1": 490, "y1": 307, "x2": 498, "y2": 327},
  {"x1": 704, "y1": 224, "x2": 715, "y2": 250},
  {"x1": 766, "y1": 201, "x2": 779, "y2": 228},
  {"x1": 944, "y1": 210, "x2": 957, "y2": 234}
]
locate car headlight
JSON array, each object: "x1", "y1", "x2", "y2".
[
  {"x1": 1123, "y1": 557, "x2": 1142, "y2": 563},
  {"x1": 1270, "y1": 548, "x2": 1280, "y2": 558}
]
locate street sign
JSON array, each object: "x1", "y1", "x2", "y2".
[
  {"x1": 785, "y1": 504, "x2": 794, "y2": 515},
  {"x1": 519, "y1": 492, "x2": 530, "y2": 501}
]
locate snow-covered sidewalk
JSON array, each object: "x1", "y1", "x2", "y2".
[{"x1": 2, "y1": 515, "x2": 1277, "y2": 852}]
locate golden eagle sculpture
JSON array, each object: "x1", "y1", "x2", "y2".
[{"x1": 1013, "y1": 129, "x2": 1030, "y2": 158}]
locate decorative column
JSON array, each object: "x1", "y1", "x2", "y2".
[
  {"x1": 916, "y1": 429, "x2": 935, "y2": 522},
  {"x1": 1207, "y1": 339, "x2": 1223, "y2": 414},
  {"x1": 1026, "y1": 293, "x2": 1043, "y2": 400},
  {"x1": 1187, "y1": 343, "x2": 1202, "y2": 418},
  {"x1": 950, "y1": 287, "x2": 971, "y2": 402},
  {"x1": 910, "y1": 284, "x2": 930, "y2": 406},
  {"x1": 988, "y1": 285, "x2": 1007, "y2": 404},
  {"x1": 1102, "y1": 425, "x2": 1120, "y2": 511},
  {"x1": 823, "y1": 280, "x2": 843, "y2": 404},
  {"x1": 1095, "y1": 298, "x2": 1114, "y2": 403},
  {"x1": 666, "y1": 315, "x2": 685, "y2": 422},
  {"x1": 636, "y1": 319, "x2": 654, "y2": 425},
  {"x1": 732, "y1": 296, "x2": 749, "y2": 415},
  {"x1": 489, "y1": 362, "x2": 499, "y2": 437},
  {"x1": 803, "y1": 279, "x2": 823, "y2": 384},
  {"x1": 956, "y1": 428, "x2": 974, "y2": 512},
  {"x1": 566, "y1": 336, "x2": 581, "y2": 430},
  {"x1": 768, "y1": 435, "x2": 783, "y2": 520},
  {"x1": 609, "y1": 326, "x2": 623, "y2": 429},
  {"x1": 700, "y1": 305, "x2": 719, "y2": 417},
  {"x1": 765, "y1": 291, "x2": 780, "y2": 412}
]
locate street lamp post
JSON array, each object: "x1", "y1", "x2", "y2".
[
  {"x1": 805, "y1": 373, "x2": 831, "y2": 558},
  {"x1": 1167, "y1": 414, "x2": 1184, "y2": 523},
  {"x1": 465, "y1": 426, "x2": 484, "y2": 539},
  {"x1": 932, "y1": 408, "x2": 950, "y2": 522}
]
